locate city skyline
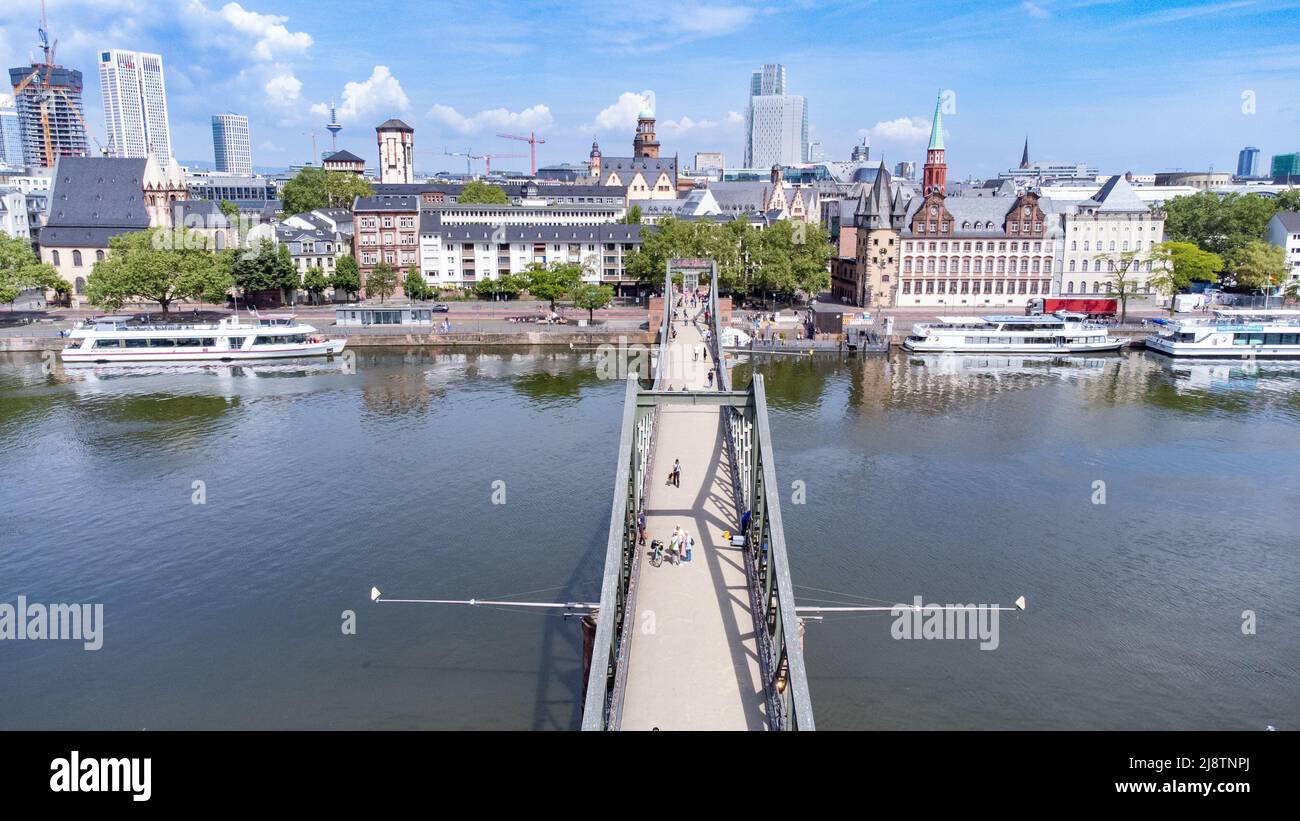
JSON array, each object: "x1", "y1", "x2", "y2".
[{"x1": 1, "y1": 0, "x2": 1299, "y2": 176}]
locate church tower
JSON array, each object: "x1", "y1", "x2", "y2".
[
  {"x1": 921, "y1": 95, "x2": 946, "y2": 195},
  {"x1": 1020, "y1": 137, "x2": 1030, "y2": 169},
  {"x1": 633, "y1": 108, "x2": 660, "y2": 159},
  {"x1": 589, "y1": 138, "x2": 602, "y2": 178}
]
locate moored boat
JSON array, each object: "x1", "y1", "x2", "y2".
[
  {"x1": 61, "y1": 313, "x2": 346, "y2": 364},
  {"x1": 1144, "y1": 309, "x2": 1300, "y2": 358},
  {"x1": 903, "y1": 313, "x2": 1125, "y2": 354}
]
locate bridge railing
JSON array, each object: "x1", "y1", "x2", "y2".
[
  {"x1": 711, "y1": 276, "x2": 814, "y2": 730},
  {"x1": 653, "y1": 262, "x2": 673, "y2": 390},
  {"x1": 582, "y1": 374, "x2": 657, "y2": 730}
]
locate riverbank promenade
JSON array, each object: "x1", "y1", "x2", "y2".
[{"x1": 619, "y1": 304, "x2": 768, "y2": 731}]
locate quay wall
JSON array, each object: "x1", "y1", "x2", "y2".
[{"x1": 0, "y1": 331, "x2": 655, "y2": 353}]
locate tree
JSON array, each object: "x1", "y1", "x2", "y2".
[
  {"x1": 523, "y1": 261, "x2": 582, "y2": 310},
  {"x1": 0, "y1": 234, "x2": 61, "y2": 305},
  {"x1": 1229, "y1": 240, "x2": 1287, "y2": 298},
  {"x1": 403, "y1": 269, "x2": 431, "y2": 300},
  {"x1": 229, "y1": 239, "x2": 299, "y2": 303},
  {"x1": 458, "y1": 180, "x2": 509, "y2": 205},
  {"x1": 572, "y1": 283, "x2": 614, "y2": 323},
  {"x1": 302, "y1": 265, "x2": 330, "y2": 304},
  {"x1": 622, "y1": 204, "x2": 643, "y2": 225},
  {"x1": 279, "y1": 167, "x2": 373, "y2": 215},
  {"x1": 475, "y1": 273, "x2": 522, "y2": 301},
  {"x1": 331, "y1": 254, "x2": 360, "y2": 301},
  {"x1": 1149, "y1": 241, "x2": 1224, "y2": 289},
  {"x1": 366, "y1": 262, "x2": 398, "y2": 302},
  {"x1": 1162, "y1": 191, "x2": 1277, "y2": 259},
  {"x1": 1094, "y1": 250, "x2": 1146, "y2": 323},
  {"x1": 85, "y1": 228, "x2": 231, "y2": 316}
]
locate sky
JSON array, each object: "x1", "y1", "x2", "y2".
[{"x1": 2, "y1": 0, "x2": 1300, "y2": 178}]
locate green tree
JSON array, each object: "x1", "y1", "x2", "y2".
[
  {"x1": 623, "y1": 217, "x2": 715, "y2": 283},
  {"x1": 0, "y1": 234, "x2": 61, "y2": 305},
  {"x1": 1149, "y1": 241, "x2": 1224, "y2": 289},
  {"x1": 85, "y1": 228, "x2": 231, "y2": 315},
  {"x1": 230, "y1": 239, "x2": 299, "y2": 303},
  {"x1": 331, "y1": 254, "x2": 360, "y2": 301},
  {"x1": 622, "y1": 204, "x2": 643, "y2": 225},
  {"x1": 302, "y1": 265, "x2": 330, "y2": 304},
  {"x1": 403, "y1": 269, "x2": 431, "y2": 300},
  {"x1": 1229, "y1": 240, "x2": 1287, "y2": 296},
  {"x1": 475, "y1": 273, "x2": 522, "y2": 301},
  {"x1": 1162, "y1": 191, "x2": 1277, "y2": 259},
  {"x1": 1094, "y1": 250, "x2": 1147, "y2": 323},
  {"x1": 523, "y1": 261, "x2": 582, "y2": 310},
  {"x1": 279, "y1": 167, "x2": 373, "y2": 215},
  {"x1": 572, "y1": 283, "x2": 614, "y2": 323},
  {"x1": 366, "y1": 262, "x2": 398, "y2": 302},
  {"x1": 457, "y1": 180, "x2": 509, "y2": 205}
]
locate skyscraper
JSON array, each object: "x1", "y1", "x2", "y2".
[
  {"x1": 211, "y1": 113, "x2": 252, "y2": 174},
  {"x1": 1237, "y1": 146, "x2": 1260, "y2": 178},
  {"x1": 0, "y1": 101, "x2": 23, "y2": 168},
  {"x1": 744, "y1": 63, "x2": 807, "y2": 167},
  {"x1": 8, "y1": 64, "x2": 88, "y2": 167},
  {"x1": 99, "y1": 49, "x2": 172, "y2": 165}
]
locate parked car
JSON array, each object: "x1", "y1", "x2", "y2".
[{"x1": 430, "y1": 303, "x2": 450, "y2": 312}]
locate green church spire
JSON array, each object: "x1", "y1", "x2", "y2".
[{"x1": 928, "y1": 94, "x2": 944, "y2": 151}]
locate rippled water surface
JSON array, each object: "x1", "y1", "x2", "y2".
[{"x1": 2, "y1": 348, "x2": 1297, "y2": 729}]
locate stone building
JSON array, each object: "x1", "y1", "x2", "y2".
[{"x1": 351, "y1": 193, "x2": 419, "y2": 297}]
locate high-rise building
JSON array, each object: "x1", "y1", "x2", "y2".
[
  {"x1": 0, "y1": 102, "x2": 23, "y2": 167},
  {"x1": 851, "y1": 139, "x2": 870, "y2": 163},
  {"x1": 747, "y1": 95, "x2": 808, "y2": 168},
  {"x1": 376, "y1": 119, "x2": 414, "y2": 184},
  {"x1": 211, "y1": 113, "x2": 252, "y2": 175},
  {"x1": 98, "y1": 49, "x2": 172, "y2": 165},
  {"x1": 1271, "y1": 152, "x2": 1300, "y2": 182},
  {"x1": 1237, "y1": 146, "x2": 1260, "y2": 178},
  {"x1": 807, "y1": 141, "x2": 825, "y2": 163},
  {"x1": 8, "y1": 64, "x2": 88, "y2": 167},
  {"x1": 750, "y1": 64, "x2": 786, "y2": 97},
  {"x1": 744, "y1": 63, "x2": 807, "y2": 167}
]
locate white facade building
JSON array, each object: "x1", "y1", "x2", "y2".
[
  {"x1": 0, "y1": 188, "x2": 28, "y2": 238},
  {"x1": 747, "y1": 95, "x2": 808, "y2": 168},
  {"x1": 211, "y1": 113, "x2": 252, "y2": 175},
  {"x1": 1049, "y1": 175, "x2": 1165, "y2": 297},
  {"x1": 1266, "y1": 211, "x2": 1300, "y2": 288},
  {"x1": 99, "y1": 49, "x2": 172, "y2": 165}
]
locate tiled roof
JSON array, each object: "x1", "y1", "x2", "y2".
[{"x1": 45, "y1": 156, "x2": 150, "y2": 230}]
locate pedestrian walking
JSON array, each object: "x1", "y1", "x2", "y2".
[
  {"x1": 682, "y1": 530, "x2": 694, "y2": 563},
  {"x1": 671, "y1": 459, "x2": 681, "y2": 487}
]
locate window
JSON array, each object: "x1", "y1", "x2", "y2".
[
  {"x1": 52, "y1": 250, "x2": 60, "y2": 266},
  {"x1": 1069, "y1": 260, "x2": 1076, "y2": 272},
  {"x1": 96, "y1": 250, "x2": 105, "y2": 261}
]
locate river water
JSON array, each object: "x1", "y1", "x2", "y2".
[{"x1": 1, "y1": 348, "x2": 1296, "y2": 729}]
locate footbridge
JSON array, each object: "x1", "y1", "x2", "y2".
[{"x1": 582, "y1": 260, "x2": 814, "y2": 731}]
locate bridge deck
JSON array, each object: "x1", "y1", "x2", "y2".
[{"x1": 620, "y1": 305, "x2": 767, "y2": 731}]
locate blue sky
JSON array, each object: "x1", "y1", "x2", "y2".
[{"x1": 3, "y1": 0, "x2": 1299, "y2": 177}]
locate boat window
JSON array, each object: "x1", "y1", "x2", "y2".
[
  {"x1": 175, "y1": 338, "x2": 202, "y2": 347},
  {"x1": 149, "y1": 338, "x2": 175, "y2": 348},
  {"x1": 93, "y1": 338, "x2": 123, "y2": 348},
  {"x1": 124, "y1": 338, "x2": 150, "y2": 348},
  {"x1": 228, "y1": 337, "x2": 245, "y2": 349}
]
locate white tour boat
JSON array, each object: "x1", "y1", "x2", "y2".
[
  {"x1": 1144, "y1": 309, "x2": 1300, "y2": 358},
  {"x1": 903, "y1": 314, "x2": 1126, "y2": 354},
  {"x1": 61, "y1": 313, "x2": 347, "y2": 364}
]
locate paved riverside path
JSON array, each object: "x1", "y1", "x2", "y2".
[{"x1": 619, "y1": 300, "x2": 768, "y2": 731}]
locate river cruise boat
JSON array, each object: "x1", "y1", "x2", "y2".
[
  {"x1": 1144, "y1": 309, "x2": 1300, "y2": 358},
  {"x1": 61, "y1": 313, "x2": 346, "y2": 364},
  {"x1": 903, "y1": 314, "x2": 1126, "y2": 354}
]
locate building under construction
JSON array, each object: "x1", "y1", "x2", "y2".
[{"x1": 8, "y1": 64, "x2": 88, "y2": 168}]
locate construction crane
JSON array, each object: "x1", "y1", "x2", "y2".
[
  {"x1": 11, "y1": 0, "x2": 102, "y2": 166},
  {"x1": 444, "y1": 147, "x2": 480, "y2": 177},
  {"x1": 480, "y1": 152, "x2": 526, "y2": 176},
  {"x1": 496, "y1": 132, "x2": 546, "y2": 176}
]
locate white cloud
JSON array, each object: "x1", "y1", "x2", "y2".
[
  {"x1": 217, "y1": 2, "x2": 313, "y2": 61},
  {"x1": 427, "y1": 103, "x2": 553, "y2": 135},
  {"x1": 311, "y1": 66, "x2": 410, "y2": 122},
  {"x1": 587, "y1": 91, "x2": 655, "y2": 131},
  {"x1": 660, "y1": 115, "x2": 720, "y2": 136},
  {"x1": 264, "y1": 70, "x2": 302, "y2": 106},
  {"x1": 670, "y1": 4, "x2": 756, "y2": 35},
  {"x1": 0, "y1": 93, "x2": 13, "y2": 109},
  {"x1": 726, "y1": 110, "x2": 744, "y2": 125},
  {"x1": 1021, "y1": 1, "x2": 1050, "y2": 19},
  {"x1": 867, "y1": 117, "x2": 932, "y2": 145}
]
